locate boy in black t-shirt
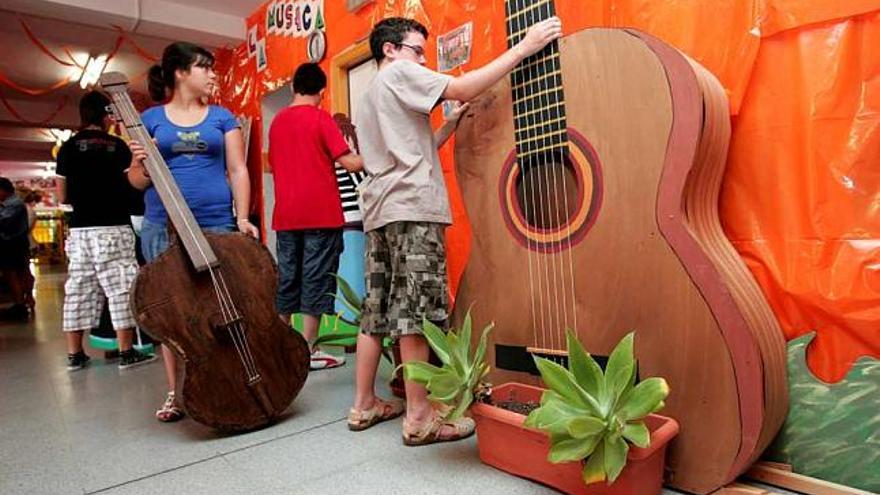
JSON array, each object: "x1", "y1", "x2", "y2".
[{"x1": 55, "y1": 91, "x2": 156, "y2": 371}]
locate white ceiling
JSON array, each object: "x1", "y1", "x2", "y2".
[
  {"x1": 0, "y1": 0, "x2": 265, "y2": 179},
  {"x1": 167, "y1": 0, "x2": 266, "y2": 17}
]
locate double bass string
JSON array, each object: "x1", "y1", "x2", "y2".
[
  {"x1": 508, "y1": 0, "x2": 543, "y2": 355},
  {"x1": 110, "y1": 92, "x2": 261, "y2": 382},
  {"x1": 216, "y1": 270, "x2": 262, "y2": 381},
  {"x1": 110, "y1": 94, "x2": 253, "y2": 379}
]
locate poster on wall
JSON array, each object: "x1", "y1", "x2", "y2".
[
  {"x1": 437, "y1": 22, "x2": 473, "y2": 72},
  {"x1": 256, "y1": 38, "x2": 268, "y2": 72},
  {"x1": 265, "y1": 0, "x2": 326, "y2": 38},
  {"x1": 247, "y1": 26, "x2": 259, "y2": 57}
]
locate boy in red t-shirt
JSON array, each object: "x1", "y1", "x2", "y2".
[{"x1": 269, "y1": 63, "x2": 363, "y2": 370}]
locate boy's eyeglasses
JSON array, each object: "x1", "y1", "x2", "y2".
[{"x1": 396, "y1": 43, "x2": 425, "y2": 58}]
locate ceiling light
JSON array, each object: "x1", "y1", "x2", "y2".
[
  {"x1": 79, "y1": 55, "x2": 108, "y2": 89},
  {"x1": 49, "y1": 128, "x2": 72, "y2": 144}
]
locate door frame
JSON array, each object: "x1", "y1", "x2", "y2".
[{"x1": 330, "y1": 39, "x2": 373, "y2": 115}]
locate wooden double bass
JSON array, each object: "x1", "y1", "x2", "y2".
[
  {"x1": 452, "y1": 2, "x2": 788, "y2": 493},
  {"x1": 100, "y1": 73, "x2": 310, "y2": 432}
]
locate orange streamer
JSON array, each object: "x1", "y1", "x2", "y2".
[
  {"x1": 0, "y1": 72, "x2": 72, "y2": 96},
  {"x1": 19, "y1": 17, "x2": 76, "y2": 67},
  {"x1": 0, "y1": 91, "x2": 69, "y2": 125}
]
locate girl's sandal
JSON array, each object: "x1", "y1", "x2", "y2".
[
  {"x1": 347, "y1": 397, "x2": 405, "y2": 431},
  {"x1": 156, "y1": 391, "x2": 185, "y2": 423}
]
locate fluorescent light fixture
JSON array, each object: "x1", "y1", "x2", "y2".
[
  {"x1": 79, "y1": 55, "x2": 108, "y2": 89},
  {"x1": 49, "y1": 128, "x2": 72, "y2": 144}
]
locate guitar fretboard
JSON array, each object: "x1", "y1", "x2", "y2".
[{"x1": 505, "y1": 0, "x2": 568, "y2": 161}]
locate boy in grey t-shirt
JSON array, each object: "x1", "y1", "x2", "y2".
[{"x1": 349, "y1": 16, "x2": 562, "y2": 445}]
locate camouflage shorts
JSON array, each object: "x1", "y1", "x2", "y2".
[{"x1": 360, "y1": 222, "x2": 448, "y2": 337}]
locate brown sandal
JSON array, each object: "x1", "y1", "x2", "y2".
[
  {"x1": 402, "y1": 413, "x2": 476, "y2": 446},
  {"x1": 347, "y1": 397, "x2": 405, "y2": 431}
]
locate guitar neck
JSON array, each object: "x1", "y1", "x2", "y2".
[
  {"x1": 102, "y1": 78, "x2": 219, "y2": 272},
  {"x1": 505, "y1": 0, "x2": 569, "y2": 161}
]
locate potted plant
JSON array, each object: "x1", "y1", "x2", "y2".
[
  {"x1": 471, "y1": 331, "x2": 680, "y2": 495},
  {"x1": 400, "y1": 311, "x2": 493, "y2": 419}
]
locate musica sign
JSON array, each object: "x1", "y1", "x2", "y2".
[{"x1": 265, "y1": 0, "x2": 326, "y2": 38}]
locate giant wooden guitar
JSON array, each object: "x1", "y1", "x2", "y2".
[
  {"x1": 100, "y1": 73, "x2": 310, "y2": 432},
  {"x1": 452, "y1": 2, "x2": 788, "y2": 492}
]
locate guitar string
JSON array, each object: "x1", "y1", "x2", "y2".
[
  {"x1": 531, "y1": 0, "x2": 570, "y2": 353},
  {"x1": 516, "y1": 0, "x2": 560, "y2": 358},
  {"x1": 508, "y1": 0, "x2": 543, "y2": 355},
  {"x1": 541, "y1": 0, "x2": 577, "y2": 349},
  {"x1": 521, "y1": 0, "x2": 557, "y2": 358}
]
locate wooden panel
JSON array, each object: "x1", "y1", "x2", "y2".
[{"x1": 747, "y1": 463, "x2": 875, "y2": 495}]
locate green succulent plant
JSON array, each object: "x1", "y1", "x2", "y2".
[
  {"x1": 312, "y1": 273, "x2": 363, "y2": 347},
  {"x1": 312, "y1": 274, "x2": 394, "y2": 364},
  {"x1": 401, "y1": 311, "x2": 493, "y2": 420},
  {"x1": 524, "y1": 330, "x2": 669, "y2": 485}
]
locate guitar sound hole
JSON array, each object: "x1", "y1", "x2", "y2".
[{"x1": 515, "y1": 155, "x2": 580, "y2": 230}]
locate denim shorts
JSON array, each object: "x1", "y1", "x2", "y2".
[
  {"x1": 275, "y1": 229, "x2": 343, "y2": 317},
  {"x1": 140, "y1": 218, "x2": 234, "y2": 263}
]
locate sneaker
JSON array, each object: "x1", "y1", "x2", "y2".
[
  {"x1": 67, "y1": 352, "x2": 91, "y2": 371},
  {"x1": 118, "y1": 349, "x2": 157, "y2": 370},
  {"x1": 310, "y1": 349, "x2": 345, "y2": 370}
]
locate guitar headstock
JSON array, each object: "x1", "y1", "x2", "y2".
[{"x1": 99, "y1": 72, "x2": 130, "y2": 92}]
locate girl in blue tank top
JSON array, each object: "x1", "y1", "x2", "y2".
[{"x1": 127, "y1": 41, "x2": 259, "y2": 423}]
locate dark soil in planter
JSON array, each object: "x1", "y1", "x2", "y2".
[
  {"x1": 480, "y1": 393, "x2": 540, "y2": 415},
  {"x1": 496, "y1": 399, "x2": 540, "y2": 415}
]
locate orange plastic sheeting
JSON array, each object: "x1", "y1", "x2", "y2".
[
  {"x1": 595, "y1": 0, "x2": 761, "y2": 114},
  {"x1": 757, "y1": 0, "x2": 880, "y2": 37},
  {"x1": 214, "y1": 44, "x2": 258, "y2": 118},
  {"x1": 722, "y1": 10, "x2": 880, "y2": 382}
]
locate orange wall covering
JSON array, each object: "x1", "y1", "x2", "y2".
[{"x1": 214, "y1": 0, "x2": 880, "y2": 383}]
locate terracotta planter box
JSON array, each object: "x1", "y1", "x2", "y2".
[{"x1": 471, "y1": 382, "x2": 680, "y2": 495}]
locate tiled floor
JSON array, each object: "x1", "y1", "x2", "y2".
[{"x1": 0, "y1": 267, "x2": 791, "y2": 495}]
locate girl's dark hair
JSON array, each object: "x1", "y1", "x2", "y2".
[{"x1": 148, "y1": 42, "x2": 215, "y2": 102}]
